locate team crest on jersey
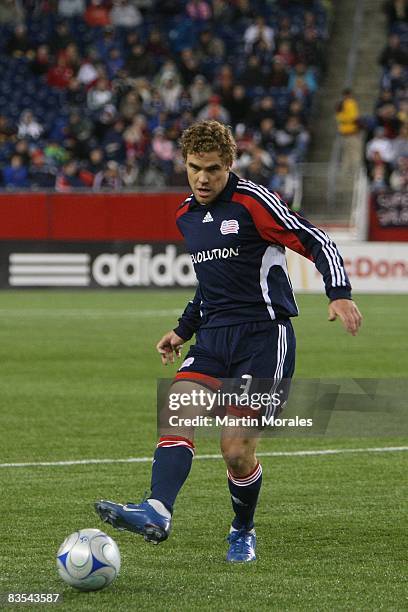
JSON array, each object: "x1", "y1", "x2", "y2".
[{"x1": 220, "y1": 219, "x2": 239, "y2": 235}]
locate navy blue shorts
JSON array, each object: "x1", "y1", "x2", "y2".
[{"x1": 175, "y1": 320, "x2": 296, "y2": 408}]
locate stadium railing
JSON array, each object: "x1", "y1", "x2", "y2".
[{"x1": 300, "y1": 161, "x2": 367, "y2": 236}]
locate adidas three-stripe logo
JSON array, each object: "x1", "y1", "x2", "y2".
[{"x1": 202, "y1": 211, "x2": 213, "y2": 223}]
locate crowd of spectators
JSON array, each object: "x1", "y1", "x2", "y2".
[
  {"x1": 365, "y1": 0, "x2": 408, "y2": 192},
  {"x1": 0, "y1": 0, "x2": 330, "y2": 200}
]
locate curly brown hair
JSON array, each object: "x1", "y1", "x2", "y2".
[{"x1": 180, "y1": 120, "x2": 237, "y2": 168}]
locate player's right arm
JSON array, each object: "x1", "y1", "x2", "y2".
[
  {"x1": 173, "y1": 285, "x2": 202, "y2": 341},
  {"x1": 156, "y1": 286, "x2": 202, "y2": 365},
  {"x1": 160, "y1": 197, "x2": 202, "y2": 364}
]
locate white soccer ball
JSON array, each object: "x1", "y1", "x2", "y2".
[{"x1": 56, "y1": 528, "x2": 121, "y2": 592}]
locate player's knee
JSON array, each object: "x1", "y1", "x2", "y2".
[{"x1": 220, "y1": 443, "x2": 256, "y2": 475}]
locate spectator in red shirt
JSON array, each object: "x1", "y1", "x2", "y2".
[
  {"x1": 84, "y1": 0, "x2": 111, "y2": 28},
  {"x1": 47, "y1": 56, "x2": 74, "y2": 89},
  {"x1": 274, "y1": 41, "x2": 296, "y2": 68}
]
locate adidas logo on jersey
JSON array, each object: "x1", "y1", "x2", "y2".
[{"x1": 202, "y1": 211, "x2": 213, "y2": 223}]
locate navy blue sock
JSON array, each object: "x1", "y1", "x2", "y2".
[
  {"x1": 227, "y1": 462, "x2": 263, "y2": 530},
  {"x1": 150, "y1": 436, "x2": 194, "y2": 514}
]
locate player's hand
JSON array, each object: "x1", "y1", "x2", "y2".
[
  {"x1": 328, "y1": 299, "x2": 362, "y2": 336},
  {"x1": 156, "y1": 331, "x2": 184, "y2": 365}
]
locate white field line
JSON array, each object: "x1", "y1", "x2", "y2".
[
  {"x1": 0, "y1": 308, "x2": 182, "y2": 318},
  {"x1": 1, "y1": 446, "x2": 407, "y2": 469}
]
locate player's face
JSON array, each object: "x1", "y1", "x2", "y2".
[{"x1": 186, "y1": 151, "x2": 230, "y2": 205}]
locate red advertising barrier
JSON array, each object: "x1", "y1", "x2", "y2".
[
  {"x1": 3, "y1": 191, "x2": 407, "y2": 242},
  {"x1": 0, "y1": 192, "x2": 189, "y2": 241},
  {"x1": 369, "y1": 191, "x2": 408, "y2": 242},
  {"x1": 0, "y1": 193, "x2": 49, "y2": 239}
]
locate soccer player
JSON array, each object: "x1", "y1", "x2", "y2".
[{"x1": 95, "y1": 120, "x2": 362, "y2": 562}]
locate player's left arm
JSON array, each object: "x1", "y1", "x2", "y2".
[{"x1": 248, "y1": 191, "x2": 362, "y2": 335}]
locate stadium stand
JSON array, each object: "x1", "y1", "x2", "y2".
[
  {"x1": 365, "y1": 0, "x2": 408, "y2": 192},
  {"x1": 0, "y1": 0, "x2": 330, "y2": 194}
]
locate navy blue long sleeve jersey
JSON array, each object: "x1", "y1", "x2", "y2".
[{"x1": 174, "y1": 172, "x2": 351, "y2": 341}]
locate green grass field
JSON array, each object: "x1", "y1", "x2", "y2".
[{"x1": 0, "y1": 291, "x2": 407, "y2": 611}]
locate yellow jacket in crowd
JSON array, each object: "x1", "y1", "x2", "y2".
[{"x1": 336, "y1": 97, "x2": 360, "y2": 135}]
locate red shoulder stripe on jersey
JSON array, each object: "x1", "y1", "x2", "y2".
[
  {"x1": 175, "y1": 197, "x2": 192, "y2": 221},
  {"x1": 232, "y1": 192, "x2": 313, "y2": 261}
]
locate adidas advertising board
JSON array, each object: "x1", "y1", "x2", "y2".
[
  {"x1": 0, "y1": 241, "x2": 407, "y2": 291},
  {"x1": 0, "y1": 242, "x2": 196, "y2": 288}
]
